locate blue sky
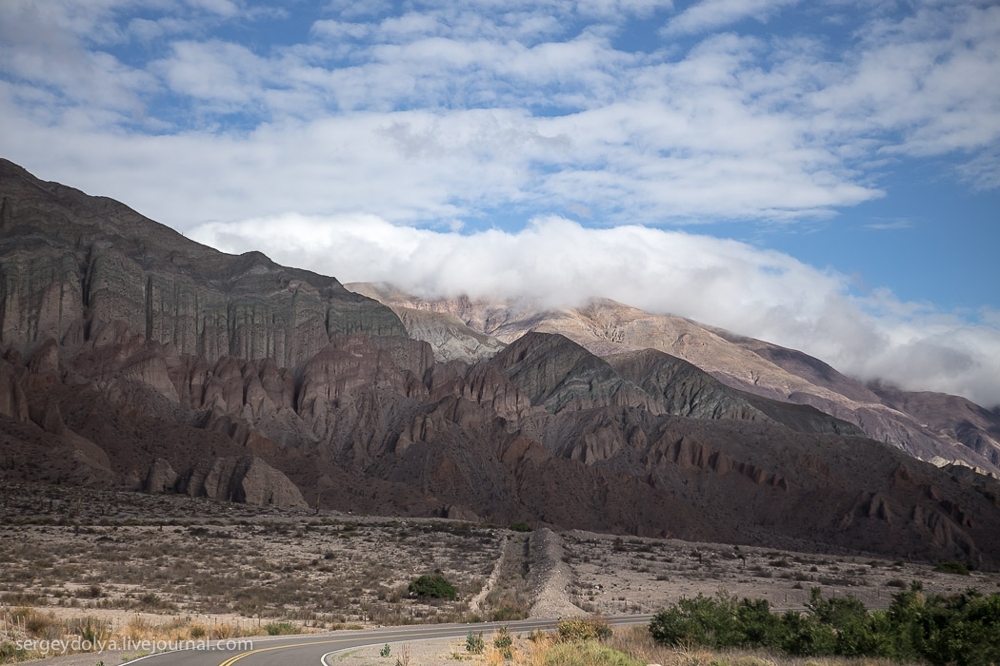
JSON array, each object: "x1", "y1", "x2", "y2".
[{"x1": 1, "y1": 0, "x2": 999, "y2": 405}]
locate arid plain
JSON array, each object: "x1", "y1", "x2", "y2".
[{"x1": 2, "y1": 482, "x2": 999, "y2": 664}]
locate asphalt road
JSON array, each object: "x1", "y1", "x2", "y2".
[{"x1": 122, "y1": 615, "x2": 654, "y2": 666}]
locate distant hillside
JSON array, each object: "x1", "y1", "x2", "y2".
[{"x1": 349, "y1": 282, "x2": 1000, "y2": 477}]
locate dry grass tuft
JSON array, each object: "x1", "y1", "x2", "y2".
[{"x1": 0, "y1": 610, "x2": 273, "y2": 663}]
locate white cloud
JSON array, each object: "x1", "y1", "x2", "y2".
[
  {"x1": 663, "y1": 0, "x2": 799, "y2": 36},
  {"x1": 0, "y1": 22, "x2": 887, "y2": 228},
  {"x1": 0, "y1": 91, "x2": 881, "y2": 229},
  {"x1": 310, "y1": 20, "x2": 373, "y2": 40},
  {"x1": 185, "y1": 0, "x2": 239, "y2": 18},
  {"x1": 189, "y1": 214, "x2": 1000, "y2": 408},
  {"x1": 865, "y1": 219, "x2": 911, "y2": 230},
  {"x1": 2, "y1": 0, "x2": 998, "y2": 227},
  {"x1": 127, "y1": 17, "x2": 199, "y2": 43},
  {"x1": 156, "y1": 40, "x2": 258, "y2": 103},
  {"x1": 810, "y1": 3, "x2": 1000, "y2": 158},
  {"x1": 0, "y1": 1, "x2": 156, "y2": 114},
  {"x1": 958, "y1": 150, "x2": 1000, "y2": 192}
]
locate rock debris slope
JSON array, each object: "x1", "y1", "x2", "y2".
[{"x1": 2, "y1": 159, "x2": 1000, "y2": 569}]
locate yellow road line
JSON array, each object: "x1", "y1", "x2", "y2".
[
  {"x1": 216, "y1": 618, "x2": 643, "y2": 666},
  {"x1": 216, "y1": 630, "x2": 474, "y2": 666},
  {"x1": 218, "y1": 639, "x2": 345, "y2": 666}
]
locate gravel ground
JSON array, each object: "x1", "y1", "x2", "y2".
[
  {"x1": 468, "y1": 535, "x2": 507, "y2": 615},
  {"x1": 527, "y1": 529, "x2": 586, "y2": 618},
  {"x1": 561, "y1": 530, "x2": 1000, "y2": 614},
  {"x1": 332, "y1": 636, "x2": 470, "y2": 666}
]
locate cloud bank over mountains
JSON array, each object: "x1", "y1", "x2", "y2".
[{"x1": 191, "y1": 215, "x2": 1000, "y2": 409}]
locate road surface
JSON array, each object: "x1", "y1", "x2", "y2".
[{"x1": 122, "y1": 615, "x2": 654, "y2": 666}]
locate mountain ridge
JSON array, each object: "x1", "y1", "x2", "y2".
[{"x1": 348, "y1": 282, "x2": 1000, "y2": 477}]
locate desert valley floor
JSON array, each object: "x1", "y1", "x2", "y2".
[{"x1": 2, "y1": 482, "x2": 998, "y2": 644}]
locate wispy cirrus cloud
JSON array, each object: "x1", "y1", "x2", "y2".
[
  {"x1": 662, "y1": 0, "x2": 799, "y2": 36},
  {"x1": 865, "y1": 219, "x2": 912, "y2": 230},
  {"x1": 1, "y1": 1, "x2": 996, "y2": 229}
]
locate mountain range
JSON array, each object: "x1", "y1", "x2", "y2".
[
  {"x1": 2, "y1": 157, "x2": 999, "y2": 569},
  {"x1": 348, "y1": 283, "x2": 1000, "y2": 477}
]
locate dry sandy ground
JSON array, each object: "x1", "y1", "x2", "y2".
[
  {"x1": 1, "y1": 483, "x2": 503, "y2": 630},
  {"x1": 559, "y1": 531, "x2": 1000, "y2": 614},
  {"x1": 333, "y1": 635, "x2": 487, "y2": 666},
  {"x1": 4, "y1": 482, "x2": 1000, "y2": 664},
  {"x1": 527, "y1": 529, "x2": 585, "y2": 619}
]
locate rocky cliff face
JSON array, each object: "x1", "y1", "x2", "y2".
[
  {"x1": 0, "y1": 158, "x2": 405, "y2": 507},
  {"x1": 0, "y1": 159, "x2": 405, "y2": 369},
  {"x1": 3, "y1": 160, "x2": 1000, "y2": 568}
]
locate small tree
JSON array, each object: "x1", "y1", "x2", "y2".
[
  {"x1": 648, "y1": 592, "x2": 740, "y2": 648},
  {"x1": 408, "y1": 574, "x2": 458, "y2": 600}
]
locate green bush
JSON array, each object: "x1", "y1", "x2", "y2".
[
  {"x1": 934, "y1": 561, "x2": 971, "y2": 576},
  {"x1": 734, "y1": 598, "x2": 783, "y2": 649},
  {"x1": 648, "y1": 592, "x2": 742, "y2": 648},
  {"x1": 491, "y1": 605, "x2": 527, "y2": 621},
  {"x1": 649, "y1": 587, "x2": 1000, "y2": 666},
  {"x1": 493, "y1": 626, "x2": 513, "y2": 660},
  {"x1": 778, "y1": 608, "x2": 837, "y2": 656},
  {"x1": 0, "y1": 641, "x2": 28, "y2": 662},
  {"x1": 543, "y1": 642, "x2": 642, "y2": 666},
  {"x1": 466, "y1": 631, "x2": 485, "y2": 654},
  {"x1": 509, "y1": 521, "x2": 533, "y2": 532},
  {"x1": 805, "y1": 587, "x2": 874, "y2": 656},
  {"x1": 264, "y1": 622, "x2": 297, "y2": 635},
  {"x1": 408, "y1": 574, "x2": 458, "y2": 600}
]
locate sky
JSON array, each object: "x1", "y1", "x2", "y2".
[{"x1": 1, "y1": 0, "x2": 999, "y2": 407}]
